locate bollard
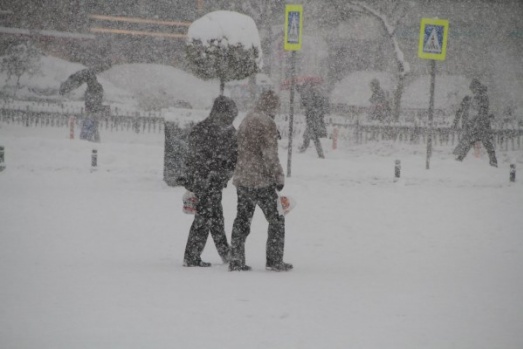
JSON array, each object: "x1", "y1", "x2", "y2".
[
  {"x1": 0, "y1": 146, "x2": 5, "y2": 172},
  {"x1": 91, "y1": 149, "x2": 97, "y2": 168},
  {"x1": 510, "y1": 164, "x2": 516, "y2": 182},
  {"x1": 394, "y1": 159, "x2": 401, "y2": 180},
  {"x1": 69, "y1": 116, "x2": 75, "y2": 139}
]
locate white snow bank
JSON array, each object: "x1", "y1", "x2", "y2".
[
  {"x1": 0, "y1": 54, "x2": 135, "y2": 106},
  {"x1": 99, "y1": 63, "x2": 221, "y2": 110}
]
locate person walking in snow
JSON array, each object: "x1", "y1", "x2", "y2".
[
  {"x1": 451, "y1": 95, "x2": 471, "y2": 157},
  {"x1": 229, "y1": 90, "x2": 293, "y2": 272},
  {"x1": 60, "y1": 68, "x2": 104, "y2": 142},
  {"x1": 453, "y1": 78, "x2": 498, "y2": 167},
  {"x1": 182, "y1": 96, "x2": 238, "y2": 267},
  {"x1": 452, "y1": 95, "x2": 471, "y2": 131},
  {"x1": 368, "y1": 78, "x2": 390, "y2": 122},
  {"x1": 82, "y1": 77, "x2": 104, "y2": 142},
  {"x1": 298, "y1": 83, "x2": 328, "y2": 158}
]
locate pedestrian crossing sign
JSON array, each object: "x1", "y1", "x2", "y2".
[
  {"x1": 418, "y1": 18, "x2": 449, "y2": 60},
  {"x1": 284, "y1": 5, "x2": 303, "y2": 51}
]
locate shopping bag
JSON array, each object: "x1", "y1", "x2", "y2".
[
  {"x1": 182, "y1": 191, "x2": 198, "y2": 214},
  {"x1": 277, "y1": 194, "x2": 296, "y2": 215}
]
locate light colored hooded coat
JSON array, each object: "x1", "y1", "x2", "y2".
[{"x1": 232, "y1": 96, "x2": 284, "y2": 189}]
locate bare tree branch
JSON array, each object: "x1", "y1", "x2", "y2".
[{"x1": 349, "y1": 1, "x2": 411, "y2": 121}]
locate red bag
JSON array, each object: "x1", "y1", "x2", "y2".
[
  {"x1": 183, "y1": 191, "x2": 198, "y2": 214},
  {"x1": 277, "y1": 195, "x2": 296, "y2": 215}
]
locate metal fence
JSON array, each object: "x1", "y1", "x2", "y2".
[
  {"x1": 275, "y1": 113, "x2": 523, "y2": 151},
  {"x1": 0, "y1": 106, "x2": 164, "y2": 134},
  {"x1": 326, "y1": 121, "x2": 523, "y2": 151},
  {"x1": 2, "y1": 106, "x2": 523, "y2": 150}
]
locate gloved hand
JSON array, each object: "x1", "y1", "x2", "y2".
[{"x1": 275, "y1": 184, "x2": 284, "y2": 192}]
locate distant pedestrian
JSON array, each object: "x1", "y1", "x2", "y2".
[
  {"x1": 60, "y1": 69, "x2": 104, "y2": 142},
  {"x1": 453, "y1": 79, "x2": 498, "y2": 167},
  {"x1": 229, "y1": 90, "x2": 293, "y2": 272},
  {"x1": 298, "y1": 83, "x2": 328, "y2": 158},
  {"x1": 82, "y1": 78, "x2": 103, "y2": 142},
  {"x1": 368, "y1": 78, "x2": 390, "y2": 122},
  {"x1": 182, "y1": 96, "x2": 238, "y2": 267},
  {"x1": 452, "y1": 95, "x2": 471, "y2": 131},
  {"x1": 451, "y1": 95, "x2": 471, "y2": 157}
]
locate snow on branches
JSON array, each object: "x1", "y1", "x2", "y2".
[{"x1": 185, "y1": 11, "x2": 263, "y2": 94}]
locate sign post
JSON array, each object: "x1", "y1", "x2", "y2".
[
  {"x1": 418, "y1": 18, "x2": 449, "y2": 170},
  {"x1": 284, "y1": 4, "x2": 303, "y2": 178}
]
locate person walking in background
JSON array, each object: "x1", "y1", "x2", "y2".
[
  {"x1": 368, "y1": 78, "x2": 390, "y2": 122},
  {"x1": 60, "y1": 68, "x2": 104, "y2": 142},
  {"x1": 229, "y1": 90, "x2": 293, "y2": 272},
  {"x1": 82, "y1": 76, "x2": 104, "y2": 142},
  {"x1": 452, "y1": 95, "x2": 472, "y2": 131},
  {"x1": 453, "y1": 78, "x2": 498, "y2": 167},
  {"x1": 298, "y1": 83, "x2": 328, "y2": 158},
  {"x1": 451, "y1": 95, "x2": 471, "y2": 156},
  {"x1": 182, "y1": 96, "x2": 238, "y2": 267}
]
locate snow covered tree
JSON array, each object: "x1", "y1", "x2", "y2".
[
  {"x1": 347, "y1": 1, "x2": 411, "y2": 122},
  {"x1": 185, "y1": 11, "x2": 263, "y2": 95},
  {"x1": 1, "y1": 41, "x2": 41, "y2": 96},
  {"x1": 318, "y1": 0, "x2": 411, "y2": 121}
]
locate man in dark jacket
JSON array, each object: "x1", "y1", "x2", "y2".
[
  {"x1": 298, "y1": 84, "x2": 328, "y2": 158},
  {"x1": 452, "y1": 95, "x2": 471, "y2": 131},
  {"x1": 229, "y1": 90, "x2": 292, "y2": 272},
  {"x1": 182, "y1": 96, "x2": 238, "y2": 267},
  {"x1": 453, "y1": 79, "x2": 498, "y2": 167}
]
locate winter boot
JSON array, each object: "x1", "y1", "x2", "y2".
[
  {"x1": 488, "y1": 152, "x2": 498, "y2": 167},
  {"x1": 220, "y1": 250, "x2": 231, "y2": 264},
  {"x1": 266, "y1": 262, "x2": 293, "y2": 272},
  {"x1": 228, "y1": 261, "x2": 252, "y2": 271},
  {"x1": 183, "y1": 259, "x2": 211, "y2": 267}
]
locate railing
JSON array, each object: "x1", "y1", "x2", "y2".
[
  {"x1": 2, "y1": 105, "x2": 522, "y2": 150},
  {"x1": 323, "y1": 121, "x2": 523, "y2": 150},
  {"x1": 275, "y1": 114, "x2": 523, "y2": 150},
  {"x1": 0, "y1": 106, "x2": 164, "y2": 134}
]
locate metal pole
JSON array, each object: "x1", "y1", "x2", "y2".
[
  {"x1": 395, "y1": 159, "x2": 401, "y2": 180},
  {"x1": 286, "y1": 51, "x2": 296, "y2": 177},
  {"x1": 0, "y1": 145, "x2": 5, "y2": 172},
  {"x1": 91, "y1": 149, "x2": 98, "y2": 168},
  {"x1": 426, "y1": 59, "x2": 436, "y2": 170}
]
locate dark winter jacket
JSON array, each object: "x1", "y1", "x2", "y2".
[
  {"x1": 85, "y1": 80, "x2": 104, "y2": 113},
  {"x1": 452, "y1": 96, "x2": 471, "y2": 130},
  {"x1": 469, "y1": 85, "x2": 491, "y2": 137},
  {"x1": 184, "y1": 97, "x2": 238, "y2": 194},
  {"x1": 301, "y1": 89, "x2": 328, "y2": 138}
]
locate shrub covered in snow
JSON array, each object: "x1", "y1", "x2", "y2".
[{"x1": 185, "y1": 11, "x2": 263, "y2": 94}]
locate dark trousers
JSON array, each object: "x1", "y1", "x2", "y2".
[
  {"x1": 230, "y1": 186, "x2": 285, "y2": 266},
  {"x1": 454, "y1": 130, "x2": 497, "y2": 165},
  {"x1": 300, "y1": 128, "x2": 324, "y2": 158},
  {"x1": 183, "y1": 190, "x2": 229, "y2": 263}
]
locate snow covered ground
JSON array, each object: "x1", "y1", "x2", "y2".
[{"x1": 1, "y1": 120, "x2": 522, "y2": 349}]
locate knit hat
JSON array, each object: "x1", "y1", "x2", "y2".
[
  {"x1": 470, "y1": 78, "x2": 482, "y2": 90},
  {"x1": 210, "y1": 95, "x2": 238, "y2": 119},
  {"x1": 255, "y1": 90, "x2": 280, "y2": 113}
]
